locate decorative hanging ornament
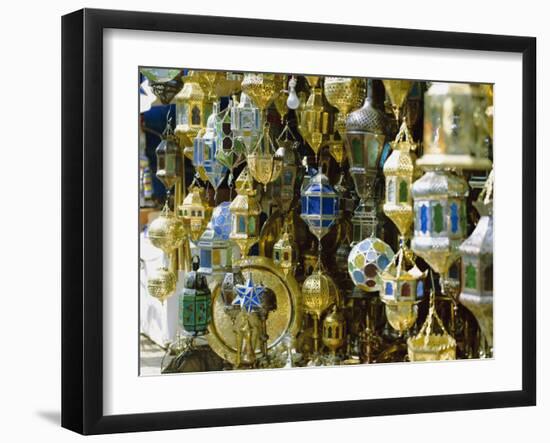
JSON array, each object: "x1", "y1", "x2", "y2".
[
  {"x1": 322, "y1": 305, "x2": 346, "y2": 363},
  {"x1": 174, "y1": 71, "x2": 209, "y2": 150},
  {"x1": 459, "y1": 170, "x2": 494, "y2": 351},
  {"x1": 411, "y1": 170, "x2": 469, "y2": 275},
  {"x1": 147, "y1": 266, "x2": 177, "y2": 304},
  {"x1": 193, "y1": 102, "x2": 228, "y2": 190},
  {"x1": 247, "y1": 124, "x2": 283, "y2": 191},
  {"x1": 148, "y1": 202, "x2": 186, "y2": 255},
  {"x1": 324, "y1": 76, "x2": 366, "y2": 137},
  {"x1": 347, "y1": 235, "x2": 394, "y2": 292},
  {"x1": 383, "y1": 120, "x2": 418, "y2": 238},
  {"x1": 155, "y1": 113, "x2": 181, "y2": 192},
  {"x1": 417, "y1": 82, "x2": 492, "y2": 171},
  {"x1": 179, "y1": 256, "x2": 212, "y2": 336},
  {"x1": 407, "y1": 289, "x2": 456, "y2": 361},
  {"x1": 381, "y1": 79, "x2": 414, "y2": 122},
  {"x1": 300, "y1": 171, "x2": 339, "y2": 241},
  {"x1": 178, "y1": 182, "x2": 212, "y2": 242},
  {"x1": 140, "y1": 68, "x2": 184, "y2": 105},
  {"x1": 215, "y1": 99, "x2": 243, "y2": 173},
  {"x1": 272, "y1": 222, "x2": 298, "y2": 277},
  {"x1": 196, "y1": 71, "x2": 243, "y2": 101},
  {"x1": 230, "y1": 92, "x2": 262, "y2": 152},
  {"x1": 229, "y1": 167, "x2": 262, "y2": 256},
  {"x1": 240, "y1": 73, "x2": 284, "y2": 113}
]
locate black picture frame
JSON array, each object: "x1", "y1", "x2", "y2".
[{"x1": 61, "y1": 8, "x2": 537, "y2": 435}]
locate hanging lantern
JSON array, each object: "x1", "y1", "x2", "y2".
[
  {"x1": 351, "y1": 199, "x2": 379, "y2": 244},
  {"x1": 272, "y1": 224, "x2": 298, "y2": 277},
  {"x1": 215, "y1": 99, "x2": 243, "y2": 173},
  {"x1": 155, "y1": 116, "x2": 181, "y2": 192},
  {"x1": 418, "y1": 82, "x2": 492, "y2": 171},
  {"x1": 300, "y1": 171, "x2": 339, "y2": 241},
  {"x1": 193, "y1": 103, "x2": 228, "y2": 190},
  {"x1": 297, "y1": 76, "x2": 335, "y2": 158},
  {"x1": 229, "y1": 167, "x2": 262, "y2": 256},
  {"x1": 197, "y1": 201, "x2": 237, "y2": 277},
  {"x1": 268, "y1": 133, "x2": 302, "y2": 214},
  {"x1": 383, "y1": 121, "x2": 417, "y2": 238},
  {"x1": 302, "y1": 240, "x2": 319, "y2": 277},
  {"x1": 140, "y1": 68, "x2": 184, "y2": 105},
  {"x1": 407, "y1": 290, "x2": 456, "y2": 361},
  {"x1": 175, "y1": 71, "x2": 209, "y2": 149},
  {"x1": 379, "y1": 246, "x2": 427, "y2": 333},
  {"x1": 230, "y1": 92, "x2": 262, "y2": 152},
  {"x1": 411, "y1": 170, "x2": 469, "y2": 275},
  {"x1": 322, "y1": 305, "x2": 346, "y2": 363},
  {"x1": 178, "y1": 183, "x2": 212, "y2": 242},
  {"x1": 347, "y1": 236, "x2": 394, "y2": 292},
  {"x1": 148, "y1": 203, "x2": 186, "y2": 255},
  {"x1": 179, "y1": 256, "x2": 212, "y2": 336},
  {"x1": 240, "y1": 73, "x2": 283, "y2": 113},
  {"x1": 471, "y1": 83, "x2": 494, "y2": 161},
  {"x1": 247, "y1": 124, "x2": 283, "y2": 191},
  {"x1": 147, "y1": 266, "x2": 177, "y2": 304},
  {"x1": 459, "y1": 171, "x2": 494, "y2": 350},
  {"x1": 324, "y1": 76, "x2": 366, "y2": 137},
  {"x1": 273, "y1": 75, "x2": 289, "y2": 121},
  {"x1": 196, "y1": 71, "x2": 243, "y2": 101},
  {"x1": 382, "y1": 79, "x2": 414, "y2": 122}
]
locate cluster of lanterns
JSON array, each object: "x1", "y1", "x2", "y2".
[{"x1": 141, "y1": 68, "x2": 494, "y2": 369}]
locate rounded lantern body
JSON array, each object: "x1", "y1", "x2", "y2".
[
  {"x1": 148, "y1": 206, "x2": 185, "y2": 255},
  {"x1": 300, "y1": 171, "x2": 339, "y2": 241},
  {"x1": 324, "y1": 76, "x2": 366, "y2": 135},
  {"x1": 302, "y1": 270, "x2": 339, "y2": 318},
  {"x1": 179, "y1": 257, "x2": 212, "y2": 336},
  {"x1": 347, "y1": 236, "x2": 394, "y2": 292},
  {"x1": 147, "y1": 267, "x2": 177, "y2": 304}
]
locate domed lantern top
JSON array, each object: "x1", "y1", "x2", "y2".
[{"x1": 300, "y1": 171, "x2": 339, "y2": 241}]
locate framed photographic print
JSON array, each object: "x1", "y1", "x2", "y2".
[{"x1": 61, "y1": 8, "x2": 536, "y2": 435}]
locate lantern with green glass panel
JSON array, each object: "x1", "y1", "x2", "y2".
[
  {"x1": 230, "y1": 92, "x2": 262, "y2": 152},
  {"x1": 179, "y1": 256, "x2": 212, "y2": 336}
]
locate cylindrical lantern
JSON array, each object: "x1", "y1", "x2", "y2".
[
  {"x1": 300, "y1": 171, "x2": 339, "y2": 241},
  {"x1": 179, "y1": 256, "x2": 212, "y2": 336}
]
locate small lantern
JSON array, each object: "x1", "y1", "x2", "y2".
[
  {"x1": 175, "y1": 71, "x2": 209, "y2": 149},
  {"x1": 268, "y1": 135, "x2": 302, "y2": 214},
  {"x1": 418, "y1": 82, "x2": 492, "y2": 171},
  {"x1": 381, "y1": 79, "x2": 414, "y2": 122},
  {"x1": 230, "y1": 92, "x2": 262, "y2": 152},
  {"x1": 247, "y1": 124, "x2": 283, "y2": 191},
  {"x1": 383, "y1": 120, "x2": 417, "y2": 238},
  {"x1": 272, "y1": 224, "x2": 298, "y2": 277},
  {"x1": 300, "y1": 171, "x2": 339, "y2": 241},
  {"x1": 241, "y1": 73, "x2": 284, "y2": 113},
  {"x1": 197, "y1": 201, "x2": 236, "y2": 277},
  {"x1": 193, "y1": 103, "x2": 227, "y2": 190},
  {"x1": 196, "y1": 71, "x2": 243, "y2": 101},
  {"x1": 140, "y1": 68, "x2": 183, "y2": 105},
  {"x1": 178, "y1": 183, "x2": 212, "y2": 242},
  {"x1": 147, "y1": 266, "x2": 177, "y2": 304},
  {"x1": 215, "y1": 100, "x2": 243, "y2": 172},
  {"x1": 229, "y1": 167, "x2": 262, "y2": 256},
  {"x1": 351, "y1": 199, "x2": 379, "y2": 244},
  {"x1": 155, "y1": 117, "x2": 181, "y2": 192},
  {"x1": 459, "y1": 171, "x2": 494, "y2": 350},
  {"x1": 297, "y1": 76, "x2": 335, "y2": 158},
  {"x1": 179, "y1": 256, "x2": 212, "y2": 336},
  {"x1": 324, "y1": 76, "x2": 366, "y2": 137},
  {"x1": 347, "y1": 236, "x2": 394, "y2": 292},
  {"x1": 411, "y1": 170, "x2": 469, "y2": 275},
  {"x1": 148, "y1": 203, "x2": 185, "y2": 255},
  {"x1": 322, "y1": 305, "x2": 346, "y2": 363}
]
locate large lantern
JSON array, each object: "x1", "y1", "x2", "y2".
[
  {"x1": 197, "y1": 201, "x2": 236, "y2": 277},
  {"x1": 178, "y1": 183, "x2": 212, "y2": 242},
  {"x1": 229, "y1": 167, "x2": 262, "y2": 256},
  {"x1": 411, "y1": 170, "x2": 469, "y2": 275},
  {"x1": 174, "y1": 71, "x2": 209, "y2": 149},
  {"x1": 179, "y1": 256, "x2": 212, "y2": 336},
  {"x1": 418, "y1": 82, "x2": 492, "y2": 171},
  {"x1": 300, "y1": 171, "x2": 339, "y2": 241},
  {"x1": 247, "y1": 124, "x2": 283, "y2": 191},
  {"x1": 230, "y1": 92, "x2": 262, "y2": 152},
  {"x1": 459, "y1": 171, "x2": 494, "y2": 351},
  {"x1": 193, "y1": 103, "x2": 227, "y2": 190}
]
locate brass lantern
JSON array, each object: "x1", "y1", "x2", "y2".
[
  {"x1": 230, "y1": 92, "x2": 262, "y2": 152},
  {"x1": 155, "y1": 117, "x2": 181, "y2": 192},
  {"x1": 383, "y1": 121, "x2": 417, "y2": 238},
  {"x1": 147, "y1": 266, "x2": 177, "y2": 304},
  {"x1": 247, "y1": 124, "x2": 283, "y2": 191},
  {"x1": 272, "y1": 224, "x2": 298, "y2": 277},
  {"x1": 411, "y1": 170, "x2": 469, "y2": 275},
  {"x1": 196, "y1": 70, "x2": 243, "y2": 100},
  {"x1": 148, "y1": 203, "x2": 185, "y2": 255},
  {"x1": 459, "y1": 171, "x2": 494, "y2": 350},
  {"x1": 322, "y1": 305, "x2": 346, "y2": 363},
  {"x1": 175, "y1": 71, "x2": 209, "y2": 149},
  {"x1": 418, "y1": 82, "x2": 492, "y2": 171},
  {"x1": 297, "y1": 76, "x2": 335, "y2": 158},
  {"x1": 382, "y1": 79, "x2": 414, "y2": 122},
  {"x1": 229, "y1": 167, "x2": 262, "y2": 256},
  {"x1": 178, "y1": 183, "x2": 212, "y2": 242},
  {"x1": 324, "y1": 76, "x2": 366, "y2": 136},
  {"x1": 240, "y1": 73, "x2": 283, "y2": 113}
]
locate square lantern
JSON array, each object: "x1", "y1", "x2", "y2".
[
  {"x1": 179, "y1": 257, "x2": 212, "y2": 336},
  {"x1": 215, "y1": 101, "x2": 242, "y2": 171},
  {"x1": 175, "y1": 71, "x2": 210, "y2": 149},
  {"x1": 178, "y1": 184, "x2": 212, "y2": 242},
  {"x1": 300, "y1": 171, "x2": 339, "y2": 241},
  {"x1": 230, "y1": 92, "x2": 261, "y2": 152}
]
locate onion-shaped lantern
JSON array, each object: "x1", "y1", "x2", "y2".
[
  {"x1": 175, "y1": 71, "x2": 209, "y2": 149},
  {"x1": 300, "y1": 171, "x2": 339, "y2": 241},
  {"x1": 347, "y1": 236, "x2": 394, "y2": 292},
  {"x1": 179, "y1": 256, "x2": 212, "y2": 336},
  {"x1": 247, "y1": 124, "x2": 283, "y2": 191},
  {"x1": 148, "y1": 203, "x2": 185, "y2": 255},
  {"x1": 178, "y1": 183, "x2": 212, "y2": 242},
  {"x1": 230, "y1": 92, "x2": 262, "y2": 152}
]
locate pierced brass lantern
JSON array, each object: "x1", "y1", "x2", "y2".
[
  {"x1": 148, "y1": 203, "x2": 186, "y2": 255},
  {"x1": 241, "y1": 73, "x2": 284, "y2": 112},
  {"x1": 247, "y1": 124, "x2": 283, "y2": 191},
  {"x1": 179, "y1": 183, "x2": 212, "y2": 242},
  {"x1": 324, "y1": 76, "x2": 366, "y2": 136},
  {"x1": 147, "y1": 266, "x2": 177, "y2": 304}
]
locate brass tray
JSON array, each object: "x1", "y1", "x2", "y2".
[{"x1": 207, "y1": 256, "x2": 302, "y2": 365}]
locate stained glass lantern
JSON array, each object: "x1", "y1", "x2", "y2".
[
  {"x1": 383, "y1": 121, "x2": 417, "y2": 238},
  {"x1": 347, "y1": 236, "x2": 394, "y2": 292},
  {"x1": 268, "y1": 137, "x2": 302, "y2": 214},
  {"x1": 247, "y1": 124, "x2": 283, "y2": 191},
  {"x1": 175, "y1": 71, "x2": 209, "y2": 149},
  {"x1": 147, "y1": 266, "x2": 177, "y2": 304},
  {"x1": 179, "y1": 256, "x2": 212, "y2": 336},
  {"x1": 272, "y1": 225, "x2": 298, "y2": 277},
  {"x1": 230, "y1": 92, "x2": 262, "y2": 152},
  {"x1": 178, "y1": 183, "x2": 212, "y2": 242},
  {"x1": 155, "y1": 118, "x2": 181, "y2": 192},
  {"x1": 411, "y1": 170, "x2": 469, "y2": 275},
  {"x1": 459, "y1": 171, "x2": 494, "y2": 350},
  {"x1": 193, "y1": 103, "x2": 227, "y2": 190},
  {"x1": 215, "y1": 100, "x2": 243, "y2": 173},
  {"x1": 197, "y1": 202, "x2": 236, "y2": 277},
  {"x1": 140, "y1": 68, "x2": 184, "y2": 105},
  {"x1": 229, "y1": 167, "x2": 262, "y2": 256},
  {"x1": 300, "y1": 171, "x2": 339, "y2": 241},
  {"x1": 297, "y1": 76, "x2": 335, "y2": 158},
  {"x1": 418, "y1": 82, "x2": 492, "y2": 171}
]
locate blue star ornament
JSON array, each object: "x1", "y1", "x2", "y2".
[{"x1": 232, "y1": 276, "x2": 265, "y2": 313}]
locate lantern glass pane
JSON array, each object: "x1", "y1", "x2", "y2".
[
  {"x1": 351, "y1": 138, "x2": 363, "y2": 165},
  {"x1": 366, "y1": 138, "x2": 379, "y2": 167},
  {"x1": 387, "y1": 177, "x2": 395, "y2": 203},
  {"x1": 248, "y1": 216, "x2": 256, "y2": 235},
  {"x1": 212, "y1": 249, "x2": 221, "y2": 265},
  {"x1": 238, "y1": 215, "x2": 246, "y2": 233},
  {"x1": 307, "y1": 196, "x2": 321, "y2": 214},
  {"x1": 484, "y1": 264, "x2": 493, "y2": 291},
  {"x1": 450, "y1": 202, "x2": 459, "y2": 233},
  {"x1": 433, "y1": 203, "x2": 444, "y2": 233},
  {"x1": 420, "y1": 204, "x2": 429, "y2": 233},
  {"x1": 322, "y1": 196, "x2": 336, "y2": 215},
  {"x1": 191, "y1": 106, "x2": 201, "y2": 125},
  {"x1": 465, "y1": 262, "x2": 477, "y2": 289},
  {"x1": 200, "y1": 249, "x2": 212, "y2": 268},
  {"x1": 399, "y1": 180, "x2": 408, "y2": 203}
]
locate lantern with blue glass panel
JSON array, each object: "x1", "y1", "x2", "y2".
[
  {"x1": 179, "y1": 256, "x2": 212, "y2": 336},
  {"x1": 411, "y1": 170, "x2": 469, "y2": 276},
  {"x1": 231, "y1": 92, "x2": 262, "y2": 152},
  {"x1": 197, "y1": 201, "x2": 237, "y2": 277},
  {"x1": 215, "y1": 99, "x2": 243, "y2": 175},
  {"x1": 193, "y1": 103, "x2": 228, "y2": 191},
  {"x1": 347, "y1": 236, "x2": 394, "y2": 292},
  {"x1": 300, "y1": 171, "x2": 339, "y2": 242}
]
